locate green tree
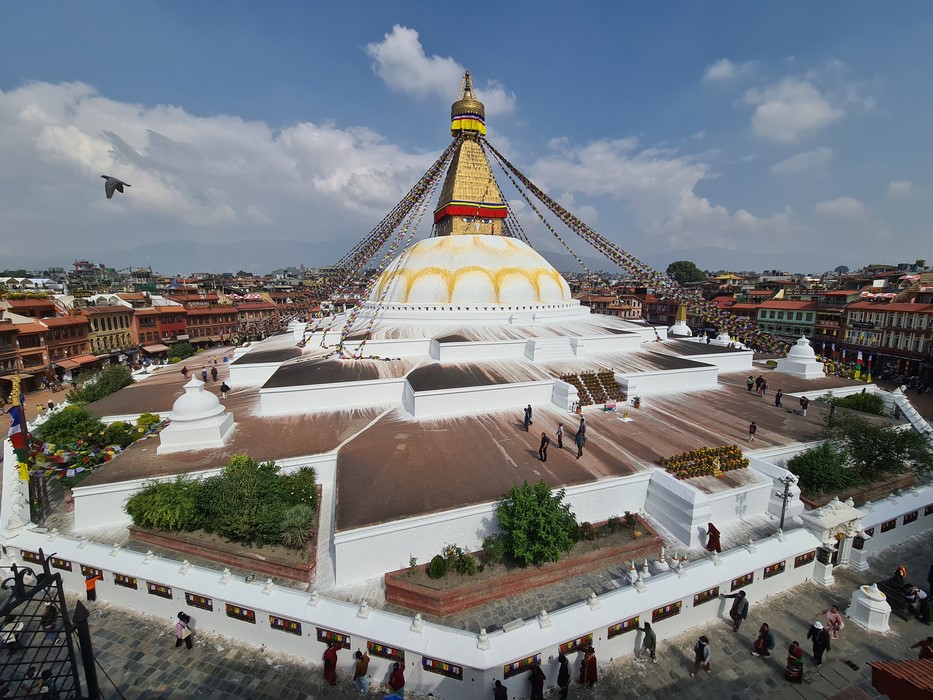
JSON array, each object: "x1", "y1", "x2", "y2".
[
  {"x1": 787, "y1": 441, "x2": 859, "y2": 496},
  {"x1": 168, "y1": 342, "x2": 196, "y2": 361},
  {"x1": 66, "y1": 365, "x2": 134, "y2": 406},
  {"x1": 125, "y1": 477, "x2": 201, "y2": 531},
  {"x1": 823, "y1": 413, "x2": 932, "y2": 481},
  {"x1": 496, "y1": 480, "x2": 577, "y2": 566},
  {"x1": 34, "y1": 405, "x2": 106, "y2": 446},
  {"x1": 666, "y1": 260, "x2": 707, "y2": 285}
]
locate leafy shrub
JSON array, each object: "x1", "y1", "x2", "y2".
[
  {"x1": 66, "y1": 365, "x2": 134, "y2": 406},
  {"x1": 606, "y1": 515, "x2": 623, "y2": 533},
  {"x1": 442, "y1": 543, "x2": 478, "y2": 576},
  {"x1": 104, "y1": 421, "x2": 137, "y2": 449},
  {"x1": 34, "y1": 405, "x2": 106, "y2": 446},
  {"x1": 169, "y1": 357, "x2": 181, "y2": 364},
  {"x1": 579, "y1": 522, "x2": 598, "y2": 541},
  {"x1": 624, "y1": 511, "x2": 637, "y2": 527},
  {"x1": 136, "y1": 412, "x2": 162, "y2": 431},
  {"x1": 481, "y1": 534, "x2": 506, "y2": 568},
  {"x1": 827, "y1": 392, "x2": 885, "y2": 416},
  {"x1": 168, "y1": 342, "x2": 196, "y2": 361},
  {"x1": 427, "y1": 554, "x2": 448, "y2": 579},
  {"x1": 497, "y1": 480, "x2": 577, "y2": 567},
  {"x1": 281, "y1": 467, "x2": 319, "y2": 512},
  {"x1": 788, "y1": 441, "x2": 859, "y2": 496},
  {"x1": 279, "y1": 504, "x2": 316, "y2": 550},
  {"x1": 125, "y1": 477, "x2": 200, "y2": 531}
]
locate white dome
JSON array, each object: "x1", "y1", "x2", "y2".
[
  {"x1": 170, "y1": 378, "x2": 225, "y2": 421},
  {"x1": 371, "y1": 236, "x2": 572, "y2": 306},
  {"x1": 668, "y1": 320, "x2": 693, "y2": 337},
  {"x1": 786, "y1": 336, "x2": 817, "y2": 360}
]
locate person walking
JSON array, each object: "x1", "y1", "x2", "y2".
[
  {"x1": 819, "y1": 606, "x2": 845, "y2": 639},
  {"x1": 180, "y1": 365, "x2": 188, "y2": 378},
  {"x1": 748, "y1": 421, "x2": 757, "y2": 443},
  {"x1": 200, "y1": 368, "x2": 208, "y2": 383},
  {"x1": 210, "y1": 366, "x2": 218, "y2": 382},
  {"x1": 528, "y1": 661, "x2": 545, "y2": 700},
  {"x1": 538, "y1": 432, "x2": 550, "y2": 462},
  {"x1": 689, "y1": 636, "x2": 711, "y2": 678},
  {"x1": 721, "y1": 590, "x2": 749, "y2": 631},
  {"x1": 40, "y1": 603, "x2": 59, "y2": 644},
  {"x1": 352, "y1": 649, "x2": 370, "y2": 694},
  {"x1": 799, "y1": 396, "x2": 810, "y2": 416},
  {"x1": 492, "y1": 680, "x2": 508, "y2": 700},
  {"x1": 556, "y1": 653, "x2": 571, "y2": 698},
  {"x1": 784, "y1": 641, "x2": 804, "y2": 683},
  {"x1": 910, "y1": 636, "x2": 933, "y2": 659},
  {"x1": 752, "y1": 623, "x2": 775, "y2": 657},
  {"x1": 556, "y1": 423, "x2": 564, "y2": 449},
  {"x1": 760, "y1": 379, "x2": 768, "y2": 397},
  {"x1": 322, "y1": 641, "x2": 340, "y2": 686},
  {"x1": 175, "y1": 612, "x2": 193, "y2": 650},
  {"x1": 706, "y1": 523, "x2": 722, "y2": 553},
  {"x1": 523, "y1": 404, "x2": 533, "y2": 432},
  {"x1": 388, "y1": 661, "x2": 405, "y2": 698},
  {"x1": 639, "y1": 622, "x2": 657, "y2": 663},
  {"x1": 774, "y1": 389, "x2": 783, "y2": 408},
  {"x1": 806, "y1": 620, "x2": 831, "y2": 667},
  {"x1": 220, "y1": 382, "x2": 230, "y2": 399},
  {"x1": 579, "y1": 646, "x2": 597, "y2": 687},
  {"x1": 575, "y1": 427, "x2": 586, "y2": 459},
  {"x1": 755, "y1": 375, "x2": 764, "y2": 394},
  {"x1": 747, "y1": 376, "x2": 754, "y2": 392}
]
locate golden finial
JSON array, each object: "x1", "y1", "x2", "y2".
[
  {"x1": 451, "y1": 70, "x2": 486, "y2": 136},
  {"x1": 675, "y1": 304, "x2": 687, "y2": 322}
]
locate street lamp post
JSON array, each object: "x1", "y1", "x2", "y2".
[{"x1": 776, "y1": 474, "x2": 798, "y2": 531}]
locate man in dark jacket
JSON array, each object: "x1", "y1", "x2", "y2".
[
  {"x1": 721, "y1": 590, "x2": 749, "y2": 631},
  {"x1": 807, "y1": 621, "x2": 831, "y2": 666}
]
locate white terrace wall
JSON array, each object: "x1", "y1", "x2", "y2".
[
  {"x1": 430, "y1": 339, "x2": 527, "y2": 362},
  {"x1": 644, "y1": 468, "x2": 775, "y2": 547},
  {"x1": 260, "y1": 378, "x2": 406, "y2": 416},
  {"x1": 403, "y1": 380, "x2": 554, "y2": 419},
  {"x1": 228, "y1": 361, "x2": 281, "y2": 387},
  {"x1": 618, "y1": 364, "x2": 718, "y2": 398},
  {"x1": 1, "y1": 527, "x2": 820, "y2": 700},
  {"x1": 332, "y1": 472, "x2": 653, "y2": 587},
  {"x1": 854, "y1": 484, "x2": 933, "y2": 559}
]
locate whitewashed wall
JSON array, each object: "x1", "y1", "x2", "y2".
[
  {"x1": 333, "y1": 472, "x2": 653, "y2": 587},
  {"x1": 228, "y1": 361, "x2": 281, "y2": 387},
  {"x1": 619, "y1": 365, "x2": 719, "y2": 399},
  {"x1": 404, "y1": 380, "x2": 554, "y2": 419},
  {"x1": 260, "y1": 378, "x2": 406, "y2": 415},
  {"x1": 570, "y1": 333, "x2": 643, "y2": 356},
  {"x1": 430, "y1": 339, "x2": 527, "y2": 362},
  {"x1": 857, "y1": 484, "x2": 933, "y2": 555},
  {"x1": 2, "y1": 527, "x2": 819, "y2": 700}
]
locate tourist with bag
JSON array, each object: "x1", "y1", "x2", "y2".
[{"x1": 175, "y1": 611, "x2": 193, "y2": 650}]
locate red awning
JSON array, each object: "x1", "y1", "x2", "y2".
[
  {"x1": 143, "y1": 344, "x2": 171, "y2": 353},
  {"x1": 55, "y1": 359, "x2": 80, "y2": 370},
  {"x1": 70, "y1": 354, "x2": 101, "y2": 365}
]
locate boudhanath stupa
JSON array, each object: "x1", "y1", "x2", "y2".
[{"x1": 63, "y1": 72, "x2": 879, "y2": 588}]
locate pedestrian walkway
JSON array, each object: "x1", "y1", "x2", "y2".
[{"x1": 45, "y1": 533, "x2": 929, "y2": 699}]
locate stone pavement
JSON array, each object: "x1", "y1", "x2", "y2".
[{"x1": 35, "y1": 532, "x2": 929, "y2": 699}]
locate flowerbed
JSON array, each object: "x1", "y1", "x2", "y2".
[{"x1": 658, "y1": 444, "x2": 749, "y2": 480}]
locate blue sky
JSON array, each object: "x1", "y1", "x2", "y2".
[{"x1": 1, "y1": 2, "x2": 931, "y2": 273}]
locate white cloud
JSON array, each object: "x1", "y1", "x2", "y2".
[
  {"x1": 703, "y1": 58, "x2": 756, "y2": 82},
  {"x1": 0, "y1": 81, "x2": 433, "y2": 261},
  {"x1": 365, "y1": 25, "x2": 516, "y2": 115},
  {"x1": 744, "y1": 78, "x2": 844, "y2": 142},
  {"x1": 770, "y1": 147, "x2": 833, "y2": 175},
  {"x1": 526, "y1": 137, "x2": 800, "y2": 251},
  {"x1": 886, "y1": 180, "x2": 913, "y2": 197},
  {"x1": 813, "y1": 196, "x2": 867, "y2": 218}
]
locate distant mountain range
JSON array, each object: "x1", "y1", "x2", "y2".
[{"x1": 8, "y1": 239, "x2": 853, "y2": 278}]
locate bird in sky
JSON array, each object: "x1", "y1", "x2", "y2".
[{"x1": 101, "y1": 175, "x2": 131, "y2": 199}]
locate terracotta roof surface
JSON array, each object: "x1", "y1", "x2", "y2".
[{"x1": 848, "y1": 302, "x2": 933, "y2": 312}]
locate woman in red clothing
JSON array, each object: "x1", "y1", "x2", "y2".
[
  {"x1": 388, "y1": 661, "x2": 405, "y2": 696},
  {"x1": 322, "y1": 642, "x2": 339, "y2": 686},
  {"x1": 579, "y1": 646, "x2": 597, "y2": 687},
  {"x1": 706, "y1": 523, "x2": 722, "y2": 553}
]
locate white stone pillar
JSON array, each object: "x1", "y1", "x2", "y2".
[{"x1": 846, "y1": 584, "x2": 891, "y2": 633}]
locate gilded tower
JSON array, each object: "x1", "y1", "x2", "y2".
[{"x1": 433, "y1": 71, "x2": 507, "y2": 237}]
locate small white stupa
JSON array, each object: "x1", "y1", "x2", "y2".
[
  {"x1": 158, "y1": 378, "x2": 235, "y2": 454},
  {"x1": 775, "y1": 336, "x2": 824, "y2": 379},
  {"x1": 667, "y1": 305, "x2": 693, "y2": 337}
]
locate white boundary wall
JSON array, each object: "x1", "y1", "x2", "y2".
[
  {"x1": 403, "y1": 380, "x2": 554, "y2": 419},
  {"x1": 619, "y1": 365, "x2": 719, "y2": 398},
  {"x1": 260, "y1": 378, "x2": 406, "y2": 415},
  {"x1": 856, "y1": 484, "x2": 933, "y2": 556}
]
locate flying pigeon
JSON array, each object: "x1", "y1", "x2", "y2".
[{"x1": 101, "y1": 175, "x2": 131, "y2": 199}]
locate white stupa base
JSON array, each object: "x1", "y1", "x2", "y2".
[
  {"x1": 848, "y1": 548, "x2": 872, "y2": 572},
  {"x1": 846, "y1": 584, "x2": 891, "y2": 633},
  {"x1": 158, "y1": 413, "x2": 235, "y2": 454},
  {"x1": 775, "y1": 358, "x2": 825, "y2": 379},
  {"x1": 812, "y1": 561, "x2": 835, "y2": 587}
]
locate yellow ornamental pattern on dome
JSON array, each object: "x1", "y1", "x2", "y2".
[{"x1": 372, "y1": 236, "x2": 571, "y2": 305}]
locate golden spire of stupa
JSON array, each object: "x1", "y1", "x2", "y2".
[
  {"x1": 675, "y1": 304, "x2": 687, "y2": 322},
  {"x1": 434, "y1": 71, "x2": 505, "y2": 236}
]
